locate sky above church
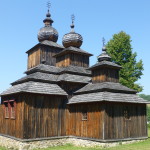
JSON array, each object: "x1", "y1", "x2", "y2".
[{"x1": 0, "y1": 0, "x2": 150, "y2": 95}]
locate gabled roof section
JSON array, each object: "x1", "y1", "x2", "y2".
[
  {"x1": 26, "y1": 40, "x2": 64, "y2": 53},
  {"x1": 89, "y1": 60, "x2": 122, "y2": 70},
  {"x1": 54, "y1": 46, "x2": 93, "y2": 57},
  {"x1": 1, "y1": 81, "x2": 67, "y2": 96},
  {"x1": 68, "y1": 92, "x2": 150, "y2": 104},
  {"x1": 11, "y1": 72, "x2": 58, "y2": 85},
  {"x1": 75, "y1": 82, "x2": 137, "y2": 94}
]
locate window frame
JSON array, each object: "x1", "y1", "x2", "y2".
[
  {"x1": 124, "y1": 106, "x2": 131, "y2": 120},
  {"x1": 3, "y1": 100, "x2": 16, "y2": 119},
  {"x1": 82, "y1": 110, "x2": 88, "y2": 121},
  {"x1": 3, "y1": 101, "x2": 9, "y2": 119},
  {"x1": 9, "y1": 100, "x2": 16, "y2": 119}
]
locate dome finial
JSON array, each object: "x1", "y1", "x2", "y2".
[
  {"x1": 46, "y1": 1, "x2": 51, "y2": 17},
  {"x1": 70, "y1": 14, "x2": 75, "y2": 32},
  {"x1": 97, "y1": 37, "x2": 111, "y2": 62},
  {"x1": 102, "y1": 37, "x2": 107, "y2": 52},
  {"x1": 102, "y1": 37, "x2": 105, "y2": 47},
  {"x1": 43, "y1": 1, "x2": 53, "y2": 26}
]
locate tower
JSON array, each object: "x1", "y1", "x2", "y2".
[
  {"x1": 26, "y1": 6, "x2": 63, "y2": 69},
  {"x1": 89, "y1": 39, "x2": 121, "y2": 83},
  {"x1": 54, "y1": 15, "x2": 92, "y2": 68}
]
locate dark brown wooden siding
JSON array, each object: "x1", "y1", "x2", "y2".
[
  {"x1": 56, "y1": 53, "x2": 89, "y2": 68},
  {"x1": 0, "y1": 95, "x2": 24, "y2": 138},
  {"x1": 92, "y1": 68, "x2": 119, "y2": 83},
  {"x1": 27, "y1": 45, "x2": 62, "y2": 69},
  {"x1": 23, "y1": 93, "x2": 67, "y2": 139},
  {"x1": 59, "y1": 82, "x2": 86, "y2": 97},
  {"x1": 66, "y1": 103, "x2": 104, "y2": 139},
  {"x1": 104, "y1": 102, "x2": 147, "y2": 140}
]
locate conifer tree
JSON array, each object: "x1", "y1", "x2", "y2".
[{"x1": 106, "y1": 31, "x2": 143, "y2": 92}]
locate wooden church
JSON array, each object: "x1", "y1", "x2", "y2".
[{"x1": 0, "y1": 7, "x2": 149, "y2": 142}]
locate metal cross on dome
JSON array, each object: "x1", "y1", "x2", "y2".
[
  {"x1": 71, "y1": 14, "x2": 75, "y2": 24},
  {"x1": 47, "y1": 1, "x2": 51, "y2": 11},
  {"x1": 102, "y1": 37, "x2": 106, "y2": 46}
]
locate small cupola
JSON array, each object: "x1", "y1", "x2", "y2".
[
  {"x1": 89, "y1": 38, "x2": 122, "y2": 83},
  {"x1": 38, "y1": 3, "x2": 58, "y2": 42}
]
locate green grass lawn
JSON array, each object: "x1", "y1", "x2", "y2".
[
  {"x1": 148, "y1": 127, "x2": 150, "y2": 137},
  {"x1": 34, "y1": 139, "x2": 150, "y2": 150},
  {"x1": 34, "y1": 138, "x2": 150, "y2": 150}
]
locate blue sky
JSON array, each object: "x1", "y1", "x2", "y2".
[{"x1": 0, "y1": 0, "x2": 150, "y2": 95}]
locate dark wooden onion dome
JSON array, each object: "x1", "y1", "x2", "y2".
[
  {"x1": 62, "y1": 16, "x2": 83, "y2": 48},
  {"x1": 38, "y1": 9, "x2": 58, "y2": 42},
  {"x1": 90, "y1": 46, "x2": 121, "y2": 83}
]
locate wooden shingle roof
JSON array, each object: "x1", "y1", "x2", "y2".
[
  {"x1": 26, "y1": 64, "x2": 91, "y2": 76},
  {"x1": 26, "y1": 40, "x2": 64, "y2": 53},
  {"x1": 54, "y1": 46, "x2": 93, "y2": 57},
  {"x1": 68, "y1": 92, "x2": 150, "y2": 104},
  {"x1": 1, "y1": 81, "x2": 67, "y2": 96},
  {"x1": 25, "y1": 64, "x2": 61, "y2": 75},
  {"x1": 89, "y1": 60, "x2": 122, "y2": 70},
  {"x1": 75, "y1": 82, "x2": 136, "y2": 94},
  {"x1": 57, "y1": 74, "x2": 91, "y2": 83},
  {"x1": 11, "y1": 72, "x2": 58, "y2": 85},
  {"x1": 12, "y1": 72, "x2": 91, "y2": 86}
]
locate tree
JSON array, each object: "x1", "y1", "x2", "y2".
[
  {"x1": 106, "y1": 31, "x2": 144, "y2": 92},
  {"x1": 139, "y1": 94, "x2": 150, "y2": 101}
]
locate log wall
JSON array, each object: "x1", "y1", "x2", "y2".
[
  {"x1": 56, "y1": 53, "x2": 89, "y2": 68},
  {"x1": 0, "y1": 95, "x2": 147, "y2": 140},
  {"x1": 0, "y1": 95, "x2": 24, "y2": 138},
  {"x1": 104, "y1": 102, "x2": 147, "y2": 140},
  {"x1": 66, "y1": 103, "x2": 104, "y2": 139},
  {"x1": 92, "y1": 68, "x2": 119, "y2": 83},
  {"x1": 23, "y1": 93, "x2": 67, "y2": 139},
  {"x1": 27, "y1": 45, "x2": 62, "y2": 69}
]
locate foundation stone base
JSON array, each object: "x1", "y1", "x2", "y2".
[{"x1": 0, "y1": 135, "x2": 146, "y2": 150}]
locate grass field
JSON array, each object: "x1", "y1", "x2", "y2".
[
  {"x1": 34, "y1": 139, "x2": 150, "y2": 150},
  {"x1": 0, "y1": 128, "x2": 149, "y2": 150}
]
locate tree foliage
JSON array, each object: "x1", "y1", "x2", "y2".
[
  {"x1": 106, "y1": 31, "x2": 144, "y2": 92},
  {"x1": 139, "y1": 94, "x2": 150, "y2": 101}
]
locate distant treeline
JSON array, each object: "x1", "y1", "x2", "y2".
[
  {"x1": 139, "y1": 94, "x2": 150, "y2": 122},
  {"x1": 139, "y1": 94, "x2": 150, "y2": 101}
]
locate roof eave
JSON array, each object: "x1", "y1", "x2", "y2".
[
  {"x1": 53, "y1": 49, "x2": 93, "y2": 57},
  {"x1": 88, "y1": 64, "x2": 122, "y2": 70}
]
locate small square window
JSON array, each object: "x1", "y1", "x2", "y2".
[
  {"x1": 124, "y1": 107, "x2": 131, "y2": 120},
  {"x1": 82, "y1": 111, "x2": 88, "y2": 121}
]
